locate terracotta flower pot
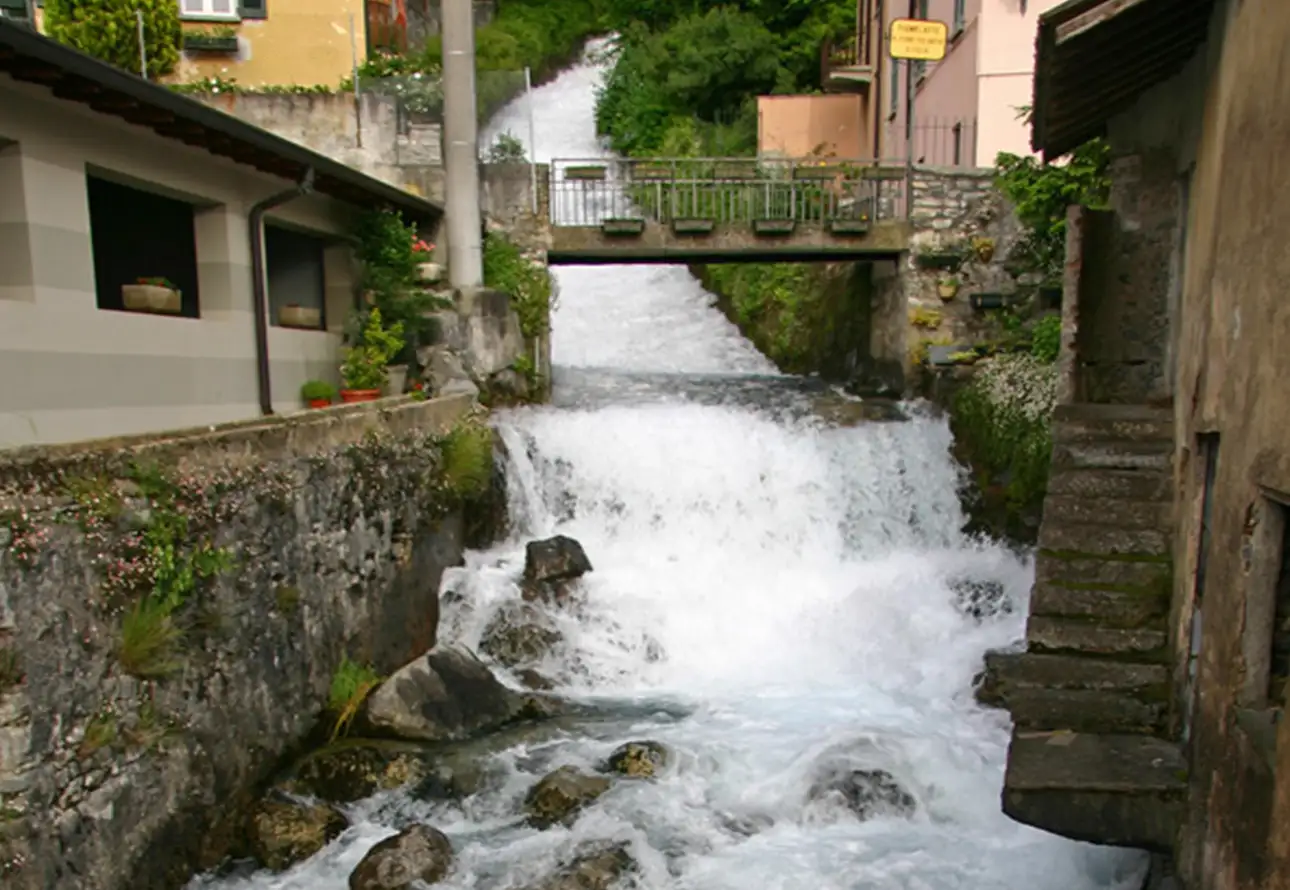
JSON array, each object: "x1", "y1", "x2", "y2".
[
  {"x1": 340, "y1": 389, "x2": 382, "y2": 404},
  {"x1": 307, "y1": 398, "x2": 332, "y2": 409}
]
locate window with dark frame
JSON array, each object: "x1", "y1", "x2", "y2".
[
  {"x1": 239, "y1": 0, "x2": 266, "y2": 19},
  {"x1": 1268, "y1": 504, "x2": 1290, "y2": 706},
  {"x1": 265, "y1": 224, "x2": 328, "y2": 332},
  {"x1": 86, "y1": 175, "x2": 201, "y2": 319},
  {"x1": 952, "y1": 122, "x2": 963, "y2": 166}
]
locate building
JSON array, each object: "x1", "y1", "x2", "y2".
[
  {"x1": 758, "y1": 0, "x2": 1061, "y2": 166},
  {"x1": 993, "y1": 0, "x2": 1290, "y2": 888},
  {"x1": 0, "y1": 17, "x2": 441, "y2": 448}
]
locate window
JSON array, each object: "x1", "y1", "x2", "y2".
[
  {"x1": 179, "y1": 0, "x2": 238, "y2": 20},
  {"x1": 0, "y1": 0, "x2": 31, "y2": 23},
  {"x1": 1269, "y1": 505, "x2": 1290, "y2": 706},
  {"x1": 239, "y1": 0, "x2": 266, "y2": 20},
  {"x1": 953, "y1": 0, "x2": 966, "y2": 33},
  {"x1": 266, "y1": 225, "x2": 328, "y2": 331},
  {"x1": 951, "y1": 122, "x2": 963, "y2": 166},
  {"x1": 87, "y1": 175, "x2": 200, "y2": 318}
]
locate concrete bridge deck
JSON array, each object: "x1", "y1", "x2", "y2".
[{"x1": 545, "y1": 157, "x2": 911, "y2": 264}]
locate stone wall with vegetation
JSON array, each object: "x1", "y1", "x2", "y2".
[{"x1": 0, "y1": 395, "x2": 502, "y2": 890}]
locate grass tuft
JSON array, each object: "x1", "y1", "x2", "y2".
[
  {"x1": 118, "y1": 597, "x2": 184, "y2": 680},
  {"x1": 328, "y1": 655, "x2": 382, "y2": 741}
]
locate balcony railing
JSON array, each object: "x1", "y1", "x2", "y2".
[
  {"x1": 366, "y1": 0, "x2": 407, "y2": 55},
  {"x1": 820, "y1": 0, "x2": 876, "y2": 89}
]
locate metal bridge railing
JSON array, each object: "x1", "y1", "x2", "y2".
[{"x1": 547, "y1": 157, "x2": 909, "y2": 228}]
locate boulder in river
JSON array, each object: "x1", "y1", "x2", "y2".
[
  {"x1": 348, "y1": 824, "x2": 454, "y2": 890},
  {"x1": 521, "y1": 841, "x2": 636, "y2": 890},
  {"x1": 516, "y1": 668, "x2": 556, "y2": 691},
  {"x1": 604, "y1": 740, "x2": 671, "y2": 779},
  {"x1": 807, "y1": 767, "x2": 917, "y2": 820},
  {"x1": 479, "y1": 601, "x2": 563, "y2": 668},
  {"x1": 247, "y1": 794, "x2": 348, "y2": 872},
  {"x1": 949, "y1": 577, "x2": 1012, "y2": 622},
  {"x1": 522, "y1": 535, "x2": 592, "y2": 604},
  {"x1": 362, "y1": 645, "x2": 559, "y2": 743},
  {"x1": 290, "y1": 741, "x2": 431, "y2": 804},
  {"x1": 524, "y1": 765, "x2": 612, "y2": 829}
]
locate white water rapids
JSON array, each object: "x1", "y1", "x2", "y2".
[{"x1": 194, "y1": 42, "x2": 1148, "y2": 890}]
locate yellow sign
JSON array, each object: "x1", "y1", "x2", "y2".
[{"x1": 889, "y1": 18, "x2": 949, "y2": 61}]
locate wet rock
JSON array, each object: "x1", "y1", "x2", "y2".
[
  {"x1": 479, "y1": 601, "x2": 562, "y2": 668},
  {"x1": 522, "y1": 841, "x2": 636, "y2": 890},
  {"x1": 716, "y1": 811, "x2": 774, "y2": 838},
  {"x1": 409, "y1": 753, "x2": 496, "y2": 802},
  {"x1": 348, "y1": 824, "x2": 454, "y2": 890},
  {"x1": 524, "y1": 765, "x2": 612, "y2": 828},
  {"x1": 291, "y1": 742, "x2": 429, "y2": 804},
  {"x1": 247, "y1": 794, "x2": 348, "y2": 872},
  {"x1": 517, "y1": 668, "x2": 556, "y2": 690},
  {"x1": 362, "y1": 646, "x2": 540, "y2": 743},
  {"x1": 950, "y1": 578, "x2": 1013, "y2": 622},
  {"x1": 807, "y1": 768, "x2": 917, "y2": 820},
  {"x1": 522, "y1": 536, "x2": 593, "y2": 603},
  {"x1": 604, "y1": 741, "x2": 671, "y2": 779}
]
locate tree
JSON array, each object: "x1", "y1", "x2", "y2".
[{"x1": 44, "y1": 0, "x2": 182, "y2": 80}]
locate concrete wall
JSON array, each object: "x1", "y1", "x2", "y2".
[
  {"x1": 0, "y1": 74, "x2": 360, "y2": 449},
  {"x1": 1149, "y1": 0, "x2": 1290, "y2": 887},
  {"x1": 757, "y1": 94, "x2": 868, "y2": 159},
  {"x1": 174, "y1": 0, "x2": 367, "y2": 89},
  {"x1": 0, "y1": 393, "x2": 477, "y2": 890}
]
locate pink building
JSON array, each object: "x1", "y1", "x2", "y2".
[{"x1": 879, "y1": 0, "x2": 1066, "y2": 166}]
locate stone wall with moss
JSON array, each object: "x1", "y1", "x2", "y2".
[{"x1": 0, "y1": 394, "x2": 501, "y2": 890}]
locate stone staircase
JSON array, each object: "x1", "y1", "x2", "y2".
[{"x1": 979, "y1": 403, "x2": 1188, "y2": 853}]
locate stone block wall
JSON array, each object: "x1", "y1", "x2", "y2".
[{"x1": 0, "y1": 394, "x2": 486, "y2": 890}]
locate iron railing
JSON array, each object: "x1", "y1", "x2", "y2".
[{"x1": 547, "y1": 157, "x2": 908, "y2": 228}]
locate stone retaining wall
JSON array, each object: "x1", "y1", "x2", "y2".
[{"x1": 0, "y1": 394, "x2": 484, "y2": 890}]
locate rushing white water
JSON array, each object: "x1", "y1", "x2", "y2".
[{"x1": 195, "y1": 42, "x2": 1148, "y2": 890}]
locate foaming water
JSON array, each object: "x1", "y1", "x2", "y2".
[{"x1": 194, "y1": 43, "x2": 1148, "y2": 890}]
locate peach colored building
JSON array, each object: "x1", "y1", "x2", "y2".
[
  {"x1": 880, "y1": 0, "x2": 1065, "y2": 166},
  {"x1": 757, "y1": 94, "x2": 868, "y2": 160}
]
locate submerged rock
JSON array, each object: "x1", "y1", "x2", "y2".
[
  {"x1": 362, "y1": 646, "x2": 556, "y2": 743},
  {"x1": 522, "y1": 841, "x2": 636, "y2": 890},
  {"x1": 949, "y1": 577, "x2": 1012, "y2": 622},
  {"x1": 479, "y1": 601, "x2": 562, "y2": 668},
  {"x1": 290, "y1": 741, "x2": 430, "y2": 804},
  {"x1": 247, "y1": 794, "x2": 348, "y2": 872},
  {"x1": 524, "y1": 765, "x2": 612, "y2": 828},
  {"x1": 516, "y1": 668, "x2": 556, "y2": 691},
  {"x1": 807, "y1": 767, "x2": 917, "y2": 820},
  {"x1": 604, "y1": 740, "x2": 671, "y2": 779},
  {"x1": 348, "y1": 824, "x2": 454, "y2": 890},
  {"x1": 522, "y1": 536, "x2": 592, "y2": 603}
]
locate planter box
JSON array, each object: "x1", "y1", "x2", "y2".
[
  {"x1": 672, "y1": 219, "x2": 715, "y2": 236},
  {"x1": 829, "y1": 218, "x2": 870, "y2": 236},
  {"x1": 714, "y1": 163, "x2": 757, "y2": 180},
  {"x1": 278, "y1": 304, "x2": 321, "y2": 329},
  {"x1": 183, "y1": 34, "x2": 239, "y2": 53},
  {"x1": 631, "y1": 163, "x2": 674, "y2": 181},
  {"x1": 752, "y1": 219, "x2": 796, "y2": 237},
  {"x1": 416, "y1": 262, "x2": 443, "y2": 284},
  {"x1": 793, "y1": 165, "x2": 848, "y2": 181},
  {"x1": 121, "y1": 284, "x2": 181, "y2": 315},
  {"x1": 565, "y1": 165, "x2": 607, "y2": 181},
  {"x1": 861, "y1": 165, "x2": 907, "y2": 181},
  {"x1": 914, "y1": 251, "x2": 965, "y2": 271},
  {"x1": 601, "y1": 218, "x2": 645, "y2": 237}
]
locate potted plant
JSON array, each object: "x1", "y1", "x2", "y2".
[
  {"x1": 122, "y1": 277, "x2": 182, "y2": 314},
  {"x1": 339, "y1": 308, "x2": 405, "y2": 403},
  {"x1": 938, "y1": 276, "x2": 961, "y2": 301},
  {"x1": 971, "y1": 237, "x2": 996, "y2": 263},
  {"x1": 301, "y1": 380, "x2": 337, "y2": 409}
]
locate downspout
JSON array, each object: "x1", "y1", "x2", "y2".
[
  {"x1": 873, "y1": 0, "x2": 885, "y2": 161},
  {"x1": 248, "y1": 167, "x2": 315, "y2": 416}
]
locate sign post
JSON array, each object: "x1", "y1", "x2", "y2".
[{"x1": 888, "y1": 17, "x2": 948, "y2": 218}]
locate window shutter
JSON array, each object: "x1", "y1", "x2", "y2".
[{"x1": 239, "y1": 0, "x2": 266, "y2": 19}]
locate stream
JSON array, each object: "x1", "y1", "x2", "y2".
[{"x1": 192, "y1": 40, "x2": 1148, "y2": 890}]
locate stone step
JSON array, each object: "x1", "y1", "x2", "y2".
[
  {"x1": 1053, "y1": 404, "x2": 1174, "y2": 446},
  {"x1": 1051, "y1": 440, "x2": 1174, "y2": 473},
  {"x1": 1046, "y1": 468, "x2": 1173, "y2": 502},
  {"x1": 1027, "y1": 617, "x2": 1167, "y2": 657},
  {"x1": 980, "y1": 651, "x2": 1169, "y2": 694},
  {"x1": 1038, "y1": 521, "x2": 1170, "y2": 557},
  {"x1": 1035, "y1": 552, "x2": 1172, "y2": 589},
  {"x1": 1005, "y1": 688, "x2": 1167, "y2": 734},
  {"x1": 1042, "y1": 494, "x2": 1173, "y2": 530},
  {"x1": 1003, "y1": 731, "x2": 1186, "y2": 852},
  {"x1": 1030, "y1": 581, "x2": 1169, "y2": 626}
]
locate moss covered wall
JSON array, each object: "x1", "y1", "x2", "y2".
[{"x1": 0, "y1": 395, "x2": 499, "y2": 890}]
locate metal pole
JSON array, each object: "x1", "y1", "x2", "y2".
[
  {"x1": 136, "y1": 10, "x2": 147, "y2": 79},
  {"x1": 525, "y1": 65, "x2": 538, "y2": 215},
  {"x1": 349, "y1": 12, "x2": 363, "y2": 148},
  {"x1": 442, "y1": 0, "x2": 483, "y2": 288},
  {"x1": 904, "y1": 0, "x2": 916, "y2": 220}
]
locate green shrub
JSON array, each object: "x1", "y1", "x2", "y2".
[
  {"x1": 1030, "y1": 314, "x2": 1062, "y2": 364},
  {"x1": 301, "y1": 380, "x2": 338, "y2": 403},
  {"x1": 44, "y1": 0, "x2": 181, "y2": 79},
  {"x1": 440, "y1": 421, "x2": 494, "y2": 500},
  {"x1": 350, "y1": 209, "x2": 443, "y2": 364},
  {"x1": 483, "y1": 233, "x2": 552, "y2": 339},
  {"x1": 340, "y1": 308, "x2": 405, "y2": 391}
]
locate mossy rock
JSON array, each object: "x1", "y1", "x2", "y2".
[
  {"x1": 603, "y1": 741, "x2": 671, "y2": 779},
  {"x1": 247, "y1": 794, "x2": 348, "y2": 872},
  {"x1": 479, "y1": 602, "x2": 562, "y2": 668},
  {"x1": 348, "y1": 824, "x2": 455, "y2": 890},
  {"x1": 524, "y1": 765, "x2": 611, "y2": 829},
  {"x1": 521, "y1": 842, "x2": 636, "y2": 890},
  {"x1": 288, "y1": 740, "x2": 434, "y2": 804}
]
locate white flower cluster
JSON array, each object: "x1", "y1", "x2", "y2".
[{"x1": 974, "y1": 353, "x2": 1058, "y2": 422}]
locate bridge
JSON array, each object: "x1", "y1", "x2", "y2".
[{"x1": 544, "y1": 157, "x2": 912, "y2": 265}]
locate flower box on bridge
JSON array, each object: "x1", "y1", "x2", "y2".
[
  {"x1": 672, "y1": 219, "x2": 716, "y2": 236},
  {"x1": 601, "y1": 218, "x2": 646, "y2": 237},
  {"x1": 631, "y1": 163, "x2": 674, "y2": 181},
  {"x1": 829, "y1": 218, "x2": 871, "y2": 236},
  {"x1": 565, "y1": 165, "x2": 607, "y2": 181},
  {"x1": 752, "y1": 219, "x2": 797, "y2": 237}
]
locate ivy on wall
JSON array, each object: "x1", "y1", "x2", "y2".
[{"x1": 44, "y1": 0, "x2": 182, "y2": 80}]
